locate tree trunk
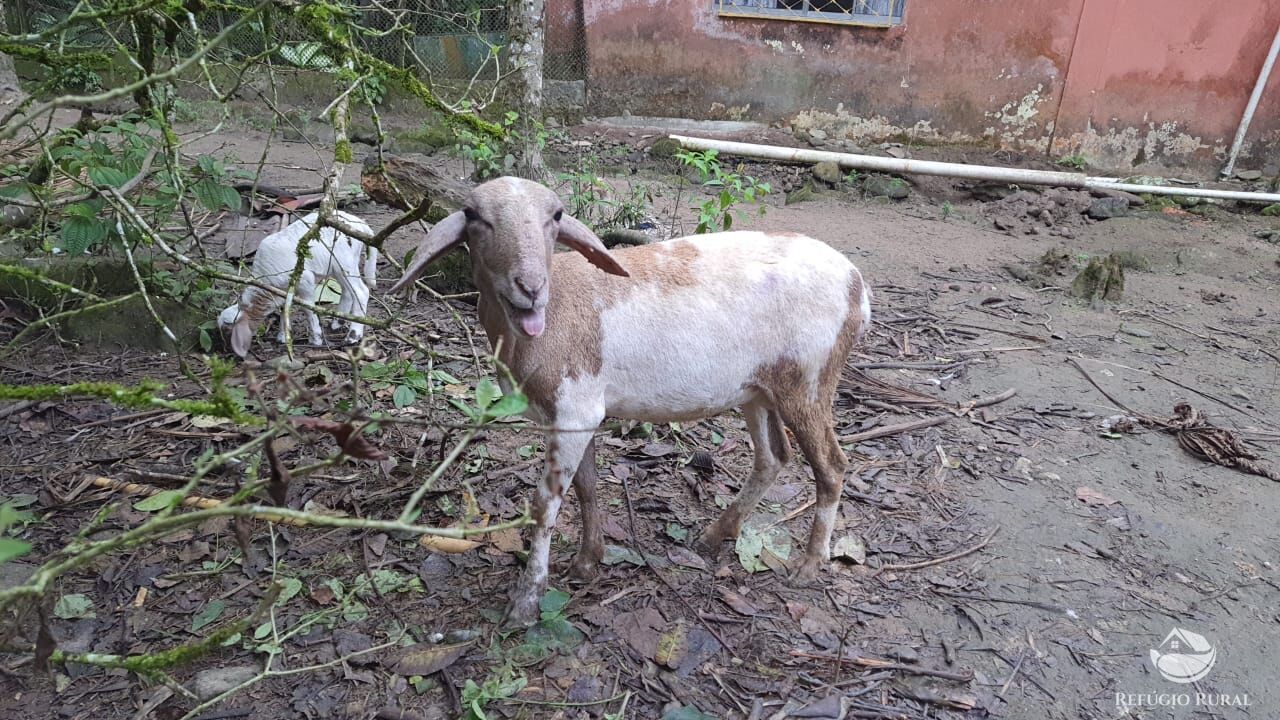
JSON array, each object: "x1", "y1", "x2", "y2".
[
  {"x1": 0, "y1": 0, "x2": 25, "y2": 105},
  {"x1": 505, "y1": 0, "x2": 547, "y2": 180}
]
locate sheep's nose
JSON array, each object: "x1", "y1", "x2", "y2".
[{"x1": 514, "y1": 275, "x2": 544, "y2": 301}]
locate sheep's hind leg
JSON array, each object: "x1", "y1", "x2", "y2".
[
  {"x1": 567, "y1": 437, "x2": 604, "y2": 580},
  {"x1": 775, "y1": 401, "x2": 847, "y2": 585},
  {"x1": 696, "y1": 400, "x2": 789, "y2": 557},
  {"x1": 331, "y1": 278, "x2": 351, "y2": 330},
  {"x1": 504, "y1": 418, "x2": 599, "y2": 629},
  {"x1": 340, "y1": 278, "x2": 370, "y2": 346}
]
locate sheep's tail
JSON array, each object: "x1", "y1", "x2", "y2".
[{"x1": 363, "y1": 244, "x2": 379, "y2": 289}]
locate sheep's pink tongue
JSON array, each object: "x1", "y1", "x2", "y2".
[{"x1": 519, "y1": 308, "x2": 545, "y2": 337}]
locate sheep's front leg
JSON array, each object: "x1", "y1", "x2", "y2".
[
  {"x1": 567, "y1": 438, "x2": 604, "y2": 580},
  {"x1": 504, "y1": 424, "x2": 596, "y2": 629}
]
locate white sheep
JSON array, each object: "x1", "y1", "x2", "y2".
[
  {"x1": 389, "y1": 177, "x2": 871, "y2": 628},
  {"x1": 218, "y1": 211, "x2": 377, "y2": 358}
]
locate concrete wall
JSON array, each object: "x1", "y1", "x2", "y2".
[{"x1": 572, "y1": 0, "x2": 1280, "y2": 173}]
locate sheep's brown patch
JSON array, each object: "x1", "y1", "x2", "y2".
[{"x1": 475, "y1": 240, "x2": 704, "y2": 415}]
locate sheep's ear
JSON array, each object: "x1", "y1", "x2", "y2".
[
  {"x1": 388, "y1": 211, "x2": 468, "y2": 294},
  {"x1": 230, "y1": 317, "x2": 252, "y2": 359},
  {"x1": 557, "y1": 214, "x2": 630, "y2": 277}
]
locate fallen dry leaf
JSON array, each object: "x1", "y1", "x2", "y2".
[
  {"x1": 667, "y1": 546, "x2": 708, "y2": 571},
  {"x1": 1076, "y1": 486, "x2": 1119, "y2": 506},
  {"x1": 291, "y1": 417, "x2": 388, "y2": 460},
  {"x1": 717, "y1": 588, "x2": 759, "y2": 616},
  {"x1": 654, "y1": 622, "x2": 687, "y2": 669},
  {"x1": 420, "y1": 535, "x2": 481, "y2": 554},
  {"x1": 387, "y1": 641, "x2": 472, "y2": 676},
  {"x1": 487, "y1": 527, "x2": 524, "y2": 553}
]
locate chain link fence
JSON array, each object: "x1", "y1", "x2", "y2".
[{"x1": 9, "y1": 0, "x2": 587, "y2": 108}]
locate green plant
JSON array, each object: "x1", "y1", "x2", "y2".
[
  {"x1": 0, "y1": 499, "x2": 34, "y2": 566},
  {"x1": 359, "y1": 361, "x2": 461, "y2": 408},
  {"x1": 941, "y1": 200, "x2": 954, "y2": 220},
  {"x1": 675, "y1": 149, "x2": 771, "y2": 233},
  {"x1": 453, "y1": 111, "x2": 550, "y2": 181},
  {"x1": 461, "y1": 665, "x2": 528, "y2": 720},
  {"x1": 558, "y1": 158, "x2": 652, "y2": 230},
  {"x1": 1056, "y1": 153, "x2": 1088, "y2": 170}
]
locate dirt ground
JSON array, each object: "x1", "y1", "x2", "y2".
[{"x1": 2, "y1": 112, "x2": 1279, "y2": 720}]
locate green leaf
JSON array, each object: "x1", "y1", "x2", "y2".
[
  {"x1": 602, "y1": 544, "x2": 645, "y2": 567},
  {"x1": 665, "y1": 523, "x2": 688, "y2": 542},
  {"x1": 221, "y1": 186, "x2": 243, "y2": 212},
  {"x1": 193, "y1": 179, "x2": 239, "y2": 212},
  {"x1": 662, "y1": 706, "x2": 716, "y2": 720},
  {"x1": 393, "y1": 384, "x2": 417, "y2": 408},
  {"x1": 0, "y1": 537, "x2": 32, "y2": 565},
  {"x1": 54, "y1": 593, "x2": 95, "y2": 619},
  {"x1": 277, "y1": 577, "x2": 303, "y2": 604},
  {"x1": 485, "y1": 392, "x2": 527, "y2": 419},
  {"x1": 199, "y1": 328, "x2": 213, "y2": 353},
  {"x1": 60, "y1": 216, "x2": 108, "y2": 254},
  {"x1": 192, "y1": 599, "x2": 226, "y2": 632},
  {"x1": 538, "y1": 587, "x2": 570, "y2": 616},
  {"x1": 253, "y1": 620, "x2": 273, "y2": 640},
  {"x1": 87, "y1": 165, "x2": 130, "y2": 188},
  {"x1": 135, "y1": 490, "x2": 184, "y2": 512},
  {"x1": 475, "y1": 378, "x2": 499, "y2": 411}
]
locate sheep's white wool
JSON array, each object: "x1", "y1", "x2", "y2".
[
  {"x1": 587, "y1": 232, "x2": 857, "y2": 421},
  {"x1": 219, "y1": 211, "x2": 376, "y2": 357}
]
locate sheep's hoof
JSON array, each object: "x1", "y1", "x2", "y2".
[
  {"x1": 308, "y1": 338, "x2": 326, "y2": 347},
  {"x1": 500, "y1": 595, "x2": 540, "y2": 631},
  {"x1": 329, "y1": 319, "x2": 344, "y2": 331},
  {"x1": 787, "y1": 558, "x2": 823, "y2": 587},
  {"x1": 693, "y1": 528, "x2": 728, "y2": 559},
  {"x1": 341, "y1": 332, "x2": 363, "y2": 346},
  {"x1": 566, "y1": 555, "x2": 600, "y2": 581}
]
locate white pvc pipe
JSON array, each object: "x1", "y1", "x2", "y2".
[
  {"x1": 670, "y1": 135, "x2": 1280, "y2": 204},
  {"x1": 1222, "y1": 21, "x2": 1280, "y2": 177}
]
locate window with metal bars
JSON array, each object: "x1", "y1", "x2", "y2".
[{"x1": 716, "y1": 0, "x2": 905, "y2": 27}]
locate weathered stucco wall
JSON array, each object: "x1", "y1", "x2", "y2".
[
  {"x1": 1050, "y1": 0, "x2": 1280, "y2": 171},
  {"x1": 575, "y1": 0, "x2": 1280, "y2": 173}
]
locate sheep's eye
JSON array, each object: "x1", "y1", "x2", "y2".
[
  {"x1": 553, "y1": 210, "x2": 563, "y2": 222},
  {"x1": 463, "y1": 208, "x2": 478, "y2": 222}
]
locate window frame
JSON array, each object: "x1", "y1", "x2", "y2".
[{"x1": 715, "y1": 0, "x2": 906, "y2": 28}]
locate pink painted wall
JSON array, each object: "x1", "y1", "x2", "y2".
[
  {"x1": 567, "y1": 0, "x2": 1280, "y2": 172},
  {"x1": 1051, "y1": 0, "x2": 1280, "y2": 169}
]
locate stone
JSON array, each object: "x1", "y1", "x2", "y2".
[
  {"x1": 785, "y1": 182, "x2": 818, "y2": 205},
  {"x1": 864, "y1": 175, "x2": 910, "y2": 200},
  {"x1": 1086, "y1": 197, "x2": 1129, "y2": 220},
  {"x1": 1089, "y1": 187, "x2": 1145, "y2": 206},
  {"x1": 1071, "y1": 254, "x2": 1125, "y2": 302},
  {"x1": 809, "y1": 128, "x2": 827, "y2": 142},
  {"x1": 885, "y1": 146, "x2": 907, "y2": 159},
  {"x1": 811, "y1": 161, "x2": 842, "y2": 186},
  {"x1": 1236, "y1": 169, "x2": 1263, "y2": 181},
  {"x1": 647, "y1": 137, "x2": 682, "y2": 157},
  {"x1": 792, "y1": 127, "x2": 811, "y2": 143},
  {"x1": 192, "y1": 666, "x2": 259, "y2": 700}
]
